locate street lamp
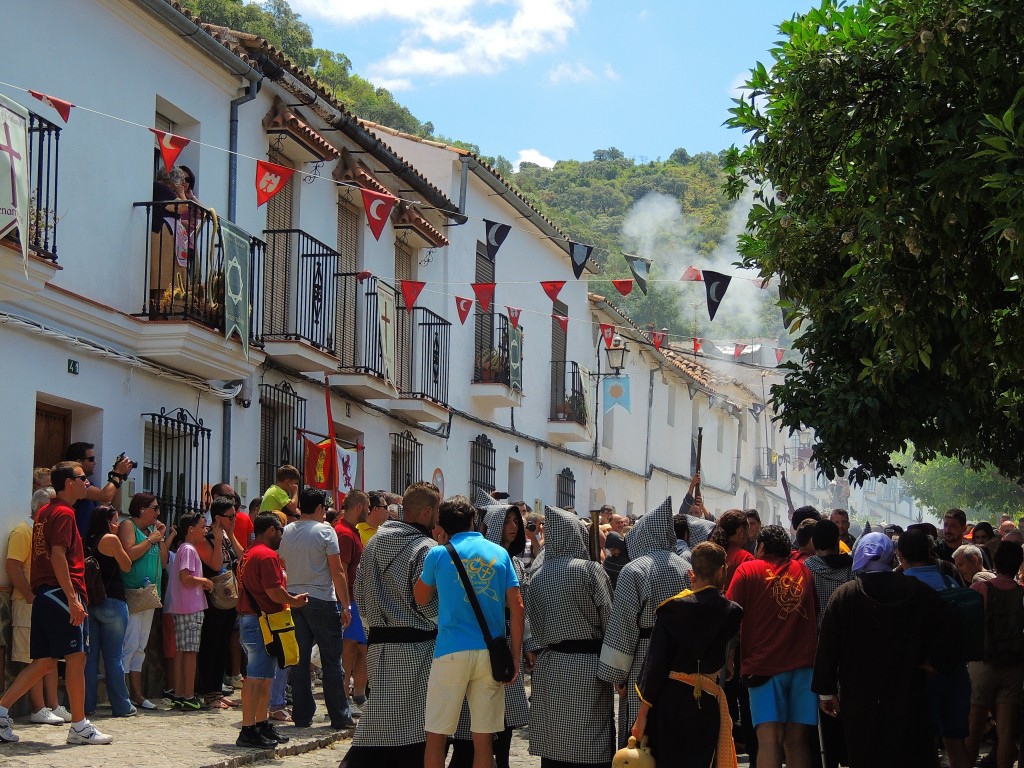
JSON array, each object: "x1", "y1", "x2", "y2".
[{"x1": 605, "y1": 334, "x2": 628, "y2": 374}]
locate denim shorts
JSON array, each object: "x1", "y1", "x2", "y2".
[
  {"x1": 239, "y1": 613, "x2": 278, "y2": 679},
  {"x1": 747, "y1": 667, "x2": 818, "y2": 727}
]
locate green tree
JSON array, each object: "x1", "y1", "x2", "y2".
[
  {"x1": 725, "y1": 0, "x2": 1024, "y2": 484},
  {"x1": 900, "y1": 454, "x2": 1024, "y2": 521}
]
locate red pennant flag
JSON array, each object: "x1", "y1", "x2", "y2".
[
  {"x1": 400, "y1": 280, "x2": 425, "y2": 314},
  {"x1": 612, "y1": 279, "x2": 633, "y2": 296},
  {"x1": 255, "y1": 160, "x2": 295, "y2": 207},
  {"x1": 776, "y1": 348, "x2": 785, "y2": 364},
  {"x1": 651, "y1": 331, "x2": 666, "y2": 350},
  {"x1": 506, "y1": 306, "x2": 522, "y2": 328},
  {"x1": 455, "y1": 296, "x2": 474, "y2": 325},
  {"x1": 472, "y1": 283, "x2": 495, "y2": 312},
  {"x1": 733, "y1": 343, "x2": 747, "y2": 359},
  {"x1": 28, "y1": 90, "x2": 73, "y2": 123},
  {"x1": 360, "y1": 188, "x2": 397, "y2": 240},
  {"x1": 553, "y1": 313, "x2": 569, "y2": 333},
  {"x1": 149, "y1": 129, "x2": 191, "y2": 173},
  {"x1": 681, "y1": 266, "x2": 703, "y2": 282},
  {"x1": 356, "y1": 270, "x2": 373, "y2": 282},
  {"x1": 541, "y1": 280, "x2": 565, "y2": 303},
  {"x1": 600, "y1": 323, "x2": 615, "y2": 349},
  {"x1": 693, "y1": 337, "x2": 703, "y2": 354}
]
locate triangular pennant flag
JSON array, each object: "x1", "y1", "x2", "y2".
[
  {"x1": 568, "y1": 241, "x2": 593, "y2": 280},
  {"x1": 455, "y1": 296, "x2": 474, "y2": 325},
  {"x1": 681, "y1": 266, "x2": 703, "y2": 282},
  {"x1": 149, "y1": 129, "x2": 191, "y2": 173},
  {"x1": 472, "y1": 282, "x2": 495, "y2": 312},
  {"x1": 651, "y1": 331, "x2": 666, "y2": 350},
  {"x1": 553, "y1": 313, "x2": 569, "y2": 333},
  {"x1": 612, "y1": 279, "x2": 633, "y2": 296},
  {"x1": 356, "y1": 270, "x2": 373, "y2": 282},
  {"x1": 702, "y1": 270, "x2": 732, "y2": 321},
  {"x1": 541, "y1": 280, "x2": 565, "y2": 303},
  {"x1": 599, "y1": 323, "x2": 615, "y2": 349},
  {"x1": 360, "y1": 188, "x2": 397, "y2": 240},
  {"x1": 28, "y1": 90, "x2": 73, "y2": 123},
  {"x1": 506, "y1": 306, "x2": 522, "y2": 328},
  {"x1": 255, "y1": 160, "x2": 295, "y2": 207},
  {"x1": 749, "y1": 402, "x2": 766, "y2": 420},
  {"x1": 776, "y1": 348, "x2": 785, "y2": 364},
  {"x1": 693, "y1": 337, "x2": 703, "y2": 354},
  {"x1": 733, "y1": 343, "x2": 747, "y2": 359},
  {"x1": 400, "y1": 280, "x2": 425, "y2": 314},
  {"x1": 623, "y1": 252, "x2": 651, "y2": 294},
  {"x1": 483, "y1": 219, "x2": 511, "y2": 260}
]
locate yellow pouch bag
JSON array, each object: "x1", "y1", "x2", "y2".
[{"x1": 258, "y1": 607, "x2": 299, "y2": 668}]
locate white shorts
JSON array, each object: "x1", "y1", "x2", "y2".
[{"x1": 424, "y1": 648, "x2": 504, "y2": 735}]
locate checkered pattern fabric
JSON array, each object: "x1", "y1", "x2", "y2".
[
  {"x1": 172, "y1": 611, "x2": 204, "y2": 652},
  {"x1": 804, "y1": 555, "x2": 854, "y2": 629},
  {"x1": 525, "y1": 507, "x2": 615, "y2": 764},
  {"x1": 599, "y1": 498, "x2": 691, "y2": 747},
  {"x1": 351, "y1": 520, "x2": 438, "y2": 748}
]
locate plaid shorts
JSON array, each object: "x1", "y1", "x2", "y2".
[{"x1": 172, "y1": 611, "x2": 204, "y2": 652}]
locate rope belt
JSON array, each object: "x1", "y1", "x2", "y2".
[{"x1": 667, "y1": 671, "x2": 738, "y2": 768}]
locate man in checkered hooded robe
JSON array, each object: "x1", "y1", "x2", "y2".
[
  {"x1": 342, "y1": 483, "x2": 439, "y2": 768},
  {"x1": 598, "y1": 497, "x2": 690, "y2": 748},
  {"x1": 526, "y1": 505, "x2": 615, "y2": 767}
]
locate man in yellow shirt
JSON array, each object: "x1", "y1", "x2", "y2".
[{"x1": 356, "y1": 492, "x2": 390, "y2": 548}]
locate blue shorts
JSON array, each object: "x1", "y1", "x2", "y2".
[
  {"x1": 30, "y1": 587, "x2": 88, "y2": 659},
  {"x1": 748, "y1": 667, "x2": 818, "y2": 727},
  {"x1": 239, "y1": 613, "x2": 278, "y2": 679},
  {"x1": 342, "y1": 600, "x2": 366, "y2": 644}
]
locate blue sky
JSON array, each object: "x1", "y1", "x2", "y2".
[{"x1": 290, "y1": 1, "x2": 812, "y2": 168}]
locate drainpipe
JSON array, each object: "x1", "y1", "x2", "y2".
[
  {"x1": 228, "y1": 78, "x2": 260, "y2": 221},
  {"x1": 458, "y1": 156, "x2": 473, "y2": 215},
  {"x1": 643, "y1": 361, "x2": 660, "y2": 512}
]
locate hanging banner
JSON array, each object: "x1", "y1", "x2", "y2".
[
  {"x1": 569, "y1": 241, "x2": 593, "y2": 279},
  {"x1": 337, "y1": 446, "x2": 358, "y2": 495},
  {"x1": 599, "y1": 323, "x2": 615, "y2": 349},
  {"x1": 579, "y1": 365, "x2": 593, "y2": 432},
  {"x1": 541, "y1": 280, "x2": 565, "y2": 303},
  {"x1": 218, "y1": 217, "x2": 252, "y2": 358},
  {"x1": 603, "y1": 375, "x2": 631, "y2": 413},
  {"x1": 255, "y1": 160, "x2": 294, "y2": 207},
  {"x1": 623, "y1": 252, "x2": 651, "y2": 294},
  {"x1": 28, "y1": 90, "x2": 73, "y2": 123},
  {"x1": 361, "y1": 187, "x2": 397, "y2": 240},
  {"x1": 612, "y1": 279, "x2": 633, "y2": 296},
  {"x1": 303, "y1": 436, "x2": 336, "y2": 490},
  {"x1": 749, "y1": 402, "x2": 766, "y2": 420},
  {"x1": 484, "y1": 219, "x2": 511, "y2": 260},
  {"x1": 400, "y1": 279, "x2": 425, "y2": 314},
  {"x1": 377, "y1": 280, "x2": 398, "y2": 389},
  {"x1": 472, "y1": 282, "x2": 495, "y2": 312},
  {"x1": 506, "y1": 306, "x2": 521, "y2": 328},
  {"x1": 150, "y1": 129, "x2": 191, "y2": 173},
  {"x1": 508, "y1": 325, "x2": 523, "y2": 392},
  {"x1": 455, "y1": 295, "x2": 474, "y2": 324},
  {"x1": 552, "y1": 313, "x2": 569, "y2": 333},
  {"x1": 0, "y1": 93, "x2": 30, "y2": 264}
]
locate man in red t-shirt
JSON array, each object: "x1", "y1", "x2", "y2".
[
  {"x1": 727, "y1": 524, "x2": 818, "y2": 768},
  {"x1": 335, "y1": 490, "x2": 368, "y2": 708},
  {"x1": 0, "y1": 462, "x2": 113, "y2": 746},
  {"x1": 236, "y1": 513, "x2": 308, "y2": 749}
]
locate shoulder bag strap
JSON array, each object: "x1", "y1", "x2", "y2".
[{"x1": 445, "y1": 542, "x2": 494, "y2": 643}]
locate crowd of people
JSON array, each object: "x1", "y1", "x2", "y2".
[{"x1": 3, "y1": 452, "x2": 1024, "y2": 768}]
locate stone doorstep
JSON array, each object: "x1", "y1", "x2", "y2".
[{"x1": 200, "y1": 728, "x2": 351, "y2": 768}]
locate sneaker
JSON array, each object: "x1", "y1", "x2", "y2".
[
  {"x1": 51, "y1": 705, "x2": 73, "y2": 723},
  {"x1": 67, "y1": 722, "x2": 113, "y2": 745},
  {"x1": 258, "y1": 720, "x2": 290, "y2": 744},
  {"x1": 180, "y1": 696, "x2": 202, "y2": 711},
  {"x1": 222, "y1": 683, "x2": 234, "y2": 695},
  {"x1": 235, "y1": 725, "x2": 276, "y2": 749},
  {"x1": 348, "y1": 699, "x2": 363, "y2": 718},
  {"x1": 0, "y1": 715, "x2": 18, "y2": 743},
  {"x1": 330, "y1": 715, "x2": 357, "y2": 730},
  {"x1": 115, "y1": 706, "x2": 139, "y2": 718},
  {"x1": 30, "y1": 707, "x2": 65, "y2": 725},
  {"x1": 162, "y1": 688, "x2": 175, "y2": 699}
]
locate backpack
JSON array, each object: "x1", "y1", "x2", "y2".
[
  {"x1": 84, "y1": 555, "x2": 107, "y2": 606},
  {"x1": 938, "y1": 574, "x2": 984, "y2": 663},
  {"x1": 983, "y1": 581, "x2": 1024, "y2": 666}
]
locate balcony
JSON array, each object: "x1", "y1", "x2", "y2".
[
  {"x1": 254, "y1": 228, "x2": 339, "y2": 373},
  {"x1": 754, "y1": 447, "x2": 779, "y2": 485},
  {"x1": 389, "y1": 305, "x2": 451, "y2": 423},
  {"x1": 132, "y1": 200, "x2": 265, "y2": 380},
  {"x1": 471, "y1": 312, "x2": 523, "y2": 408},
  {"x1": 331, "y1": 274, "x2": 399, "y2": 400},
  {"x1": 547, "y1": 360, "x2": 590, "y2": 444}
]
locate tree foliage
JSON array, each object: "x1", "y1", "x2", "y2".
[
  {"x1": 898, "y1": 452, "x2": 1024, "y2": 521},
  {"x1": 725, "y1": 0, "x2": 1024, "y2": 484}
]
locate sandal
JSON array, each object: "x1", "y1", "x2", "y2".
[
  {"x1": 269, "y1": 708, "x2": 292, "y2": 722},
  {"x1": 204, "y1": 696, "x2": 230, "y2": 709},
  {"x1": 220, "y1": 696, "x2": 241, "y2": 708}
]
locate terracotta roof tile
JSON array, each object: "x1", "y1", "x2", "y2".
[{"x1": 262, "y1": 97, "x2": 340, "y2": 161}]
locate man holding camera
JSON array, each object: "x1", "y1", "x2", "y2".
[{"x1": 64, "y1": 442, "x2": 135, "y2": 537}]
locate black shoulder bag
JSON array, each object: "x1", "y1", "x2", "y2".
[{"x1": 445, "y1": 542, "x2": 516, "y2": 683}]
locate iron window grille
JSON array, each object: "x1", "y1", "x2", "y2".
[
  {"x1": 257, "y1": 381, "x2": 307, "y2": 495},
  {"x1": 556, "y1": 467, "x2": 576, "y2": 510},
  {"x1": 26, "y1": 111, "x2": 60, "y2": 261},
  {"x1": 141, "y1": 407, "x2": 211, "y2": 527},
  {"x1": 390, "y1": 430, "x2": 423, "y2": 495},
  {"x1": 469, "y1": 434, "x2": 496, "y2": 501}
]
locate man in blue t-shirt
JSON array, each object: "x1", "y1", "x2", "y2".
[{"x1": 414, "y1": 496, "x2": 524, "y2": 768}]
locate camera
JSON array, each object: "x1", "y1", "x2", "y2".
[
  {"x1": 114, "y1": 452, "x2": 139, "y2": 470},
  {"x1": 526, "y1": 522, "x2": 537, "y2": 532}
]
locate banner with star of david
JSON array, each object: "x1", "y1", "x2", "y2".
[{"x1": 218, "y1": 218, "x2": 252, "y2": 358}]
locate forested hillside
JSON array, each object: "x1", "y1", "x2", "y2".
[{"x1": 180, "y1": 0, "x2": 784, "y2": 342}]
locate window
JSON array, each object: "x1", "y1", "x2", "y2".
[
  {"x1": 556, "y1": 467, "x2": 576, "y2": 510},
  {"x1": 390, "y1": 431, "x2": 423, "y2": 495},
  {"x1": 469, "y1": 434, "x2": 496, "y2": 501},
  {"x1": 473, "y1": 240, "x2": 495, "y2": 372},
  {"x1": 336, "y1": 201, "x2": 359, "y2": 366},
  {"x1": 257, "y1": 381, "x2": 307, "y2": 495},
  {"x1": 262, "y1": 151, "x2": 294, "y2": 338},
  {"x1": 395, "y1": 241, "x2": 414, "y2": 390},
  {"x1": 141, "y1": 407, "x2": 211, "y2": 526}
]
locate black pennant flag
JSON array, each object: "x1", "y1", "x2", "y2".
[
  {"x1": 623, "y1": 252, "x2": 651, "y2": 294},
  {"x1": 484, "y1": 219, "x2": 511, "y2": 260},
  {"x1": 702, "y1": 270, "x2": 732, "y2": 321},
  {"x1": 569, "y1": 241, "x2": 593, "y2": 279},
  {"x1": 749, "y1": 402, "x2": 766, "y2": 420}
]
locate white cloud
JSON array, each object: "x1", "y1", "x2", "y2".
[
  {"x1": 603, "y1": 64, "x2": 620, "y2": 81},
  {"x1": 513, "y1": 149, "x2": 556, "y2": 171},
  {"x1": 548, "y1": 62, "x2": 595, "y2": 84},
  {"x1": 292, "y1": 0, "x2": 587, "y2": 85}
]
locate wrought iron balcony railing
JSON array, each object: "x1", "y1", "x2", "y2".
[
  {"x1": 474, "y1": 311, "x2": 511, "y2": 385},
  {"x1": 754, "y1": 447, "x2": 779, "y2": 483},
  {"x1": 550, "y1": 360, "x2": 587, "y2": 425},
  {"x1": 2, "y1": 111, "x2": 61, "y2": 261}
]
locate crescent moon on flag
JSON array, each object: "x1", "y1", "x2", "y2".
[
  {"x1": 162, "y1": 133, "x2": 177, "y2": 149},
  {"x1": 370, "y1": 199, "x2": 385, "y2": 221},
  {"x1": 458, "y1": 298, "x2": 471, "y2": 312},
  {"x1": 487, "y1": 224, "x2": 500, "y2": 247},
  {"x1": 709, "y1": 283, "x2": 722, "y2": 302}
]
